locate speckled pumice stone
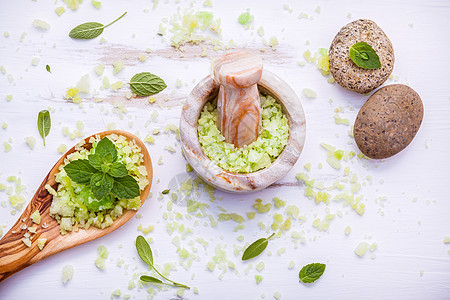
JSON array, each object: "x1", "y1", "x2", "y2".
[
  {"x1": 353, "y1": 84, "x2": 423, "y2": 159},
  {"x1": 329, "y1": 19, "x2": 394, "y2": 94},
  {"x1": 180, "y1": 52, "x2": 306, "y2": 193}
]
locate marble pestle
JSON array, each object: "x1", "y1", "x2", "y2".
[{"x1": 213, "y1": 52, "x2": 263, "y2": 148}]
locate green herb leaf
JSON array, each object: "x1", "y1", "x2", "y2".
[
  {"x1": 140, "y1": 276, "x2": 185, "y2": 288},
  {"x1": 46, "y1": 65, "x2": 51, "y2": 73},
  {"x1": 90, "y1": 172, "x2": 114, "y2": 200},
  {"x1": 64, "y1": 159, "x2": 98, "y2": 184},
  {"x1": 136, "y1": 235, "x2": 153, "y2": 266},
  {"x1": 112, "y1": 175, "x2": 140, "y2": 199},
  {"x1": 107, "y1": 161, "x2": 128, "y2": 178},
  {"x1": 140, "y1": 275, "x2": 163, "y2": 284},
  {"x1": 69, "y1": 12, "x2": 127, "y2": 40},
  {"x1": 299, "y1": 263, "x2": 326, "y2": 283},
  {"x1": 69, "y1": 22, "x2": 104, "y2": 39},
  {"x1": 242, "y1": 233, "x2": 275, "y2": 261},
  {"x1": 37, "y1": 110, "x2": 51, "y2": 146},
  {"x1": 129, "y1": 72, "x2": 167, "y2": 97},
  {"x1": 135, "y1": 235, "x2": 190, "y2": 289},
  {"x1": 349, "y1": 42, "x2": 381, "y2": 69},
  {"x1": 161, "y1": 189, "x2": 170, "y2": 195},
  {"x1": 95, "y1": 137, "x2": 117, "y2": 163},
  {"x1": 88, "y1": 153, "x2": 104, "y2": 171}
]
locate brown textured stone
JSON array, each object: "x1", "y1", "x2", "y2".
[
  {"x1": 329, "y1": 19, "x2": 394, "y2": 94},
  {"x1": 353, "y1": 84, "x2": 423, "y2": 159}
]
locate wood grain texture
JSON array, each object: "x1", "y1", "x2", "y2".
[{"x1": 0, "y1": 130, "x2": 153, "y2": 283}]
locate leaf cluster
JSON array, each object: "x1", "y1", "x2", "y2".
[{"x1": 64, "y1": 137, "x2": 140, "y2": 211}]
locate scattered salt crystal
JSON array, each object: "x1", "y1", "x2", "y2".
[
  {"x1": 62, "y1": 265, "x2": 74, "y2": 283},
  {"x1": 354, "y1": 241, "x2": 369, "y2": 257},
  {"x1": 33, "y1": 19, "x2": 50, "y2": 31}
]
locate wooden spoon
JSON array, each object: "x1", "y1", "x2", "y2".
[{"x1": 0, "y1": 130, "x2": 153, "y2": 283}]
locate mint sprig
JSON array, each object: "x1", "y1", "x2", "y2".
[{"x1": 63, "y1": 137, "x2": 140, "y2": 209}]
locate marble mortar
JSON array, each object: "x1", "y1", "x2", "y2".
[{"x1": 180, "y1": 70, "x2": 306, "y2": 193}]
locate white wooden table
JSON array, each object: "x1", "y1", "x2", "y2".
[{"x1": 1, "y1": 0, "x2": 449, "y2": 299}]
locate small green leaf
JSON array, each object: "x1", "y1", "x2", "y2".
[
  {"x1": 140, "y1": 275, "x2": 163, "y2": 284},
  {"x1": 136, "y1": 235, "x2": 153, "y2": 266},
  {"x1": 349, "y1": 42, "x2": 381, "y2": 69},
  {"x1": 88, "y1": 153, "x2": 104, "y2": 171},
  {"x1": 242, "y1": 233, "x2": 275, "y2": 261},
  {"x1": 299, "y1": 263, "x2": 326, "y2": 283},
  {"x1": 69, "y1": 12, "x2": 127, "y2": 40},
  {"x1": 46, "y1": 65, "x2": 51, "y2": 73},
  {"x1": 161, "y1": 189, "x2": 170, "y2": 195},
  {"x1": 90, "y1": 172, "x2": 114, "y2": 200},
  {"x1": 69, "y1": 22, "x2": 104, "y2": 39},
  {"x1": 37, "y1": 110, "x2": 51, "y2": 146},
  {"x1": 95, "y1": 137, "x2": 117, "y2": 163},
  {"x1": 129, "y1": 72, "x2": 167, "y2": 97},
  {"x1": 64, "y1": 159, "x2": 98, "y2": 184},
  {"x1": 108, "y1": 161, "x2": 128, "y2": 178},
  {"x1": 135, "y1": 235, "x2": 191, "y2": 289},
  {"x1": 112, "y1": 175, "x2": 140, "y2": 199}
]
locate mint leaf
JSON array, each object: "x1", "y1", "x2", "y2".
[
  {"x1": 112, "y1": 175, "x2": 140, "y2": 199},
  {"x1": 136, "y1": 235, "x2": 153, "y2": 266},
  {"x1": 90, "y1": 172, "x2": 114, "y2": 200},
  {"x1": 64, "y1": 159, "x2": 98, "y2": 184},
  {"x1": 95, "y1": 137, "x2": 117, "y2": 163},
  {"x1": 349, "y1": 42, "x2": 381, "y2": 69},
  {"x1": 242, "y1": 233, "x2": 275, "y2": 261},
  {"x1": 129, "y1": 72, "x2": 167, "y2": 97},
  {"x1": 299, "y1": 263, "x2": 326, "y2": 283},
  {"x1": 83, "y1": 192, "x2": 115, "y2": 212},
  {"x1": 108, "y1": 161, "x2": 128, "y2": 178},
  {"x1": 88, "y1": 153, "x2": 104, "y2": 171}
]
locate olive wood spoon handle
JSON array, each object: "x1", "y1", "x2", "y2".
[{"x1": 0, "y1": 130, "x2": 153, "y2": 283}]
